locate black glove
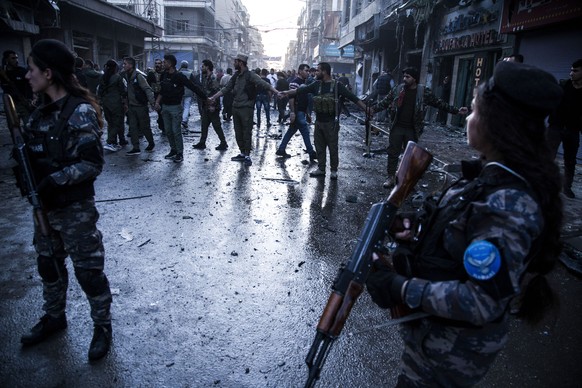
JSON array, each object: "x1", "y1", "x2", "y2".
[
  {"x1": 366, "y1": 260, "x2": 407, "y2": 309},
  {"x1": 36, "y1": 175, "x2": 58, "y2": 195}
]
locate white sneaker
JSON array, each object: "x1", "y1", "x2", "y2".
[{"x1": 103, "y1": 143, "x2": 118, "y2": 152}]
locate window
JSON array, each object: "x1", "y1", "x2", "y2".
[{"x1": 176, "y1": 20, "x2": 189, "y2": 33}]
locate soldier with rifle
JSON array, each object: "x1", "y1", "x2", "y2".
[
  {"x1": 9, "y1": 39, "x2": 113, "y2": 361},
  {"x1": 306, "y1": 62, "x2": 565, "y2": 386}
]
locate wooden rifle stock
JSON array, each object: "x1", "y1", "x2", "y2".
[
  {"x1": 304, "y1": 141, "x2": 432, "y2": 387},
  {"x1": 4, "y1": 94, "x2": 53, "y2": 239}
]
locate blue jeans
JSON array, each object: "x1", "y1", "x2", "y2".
[
  {"x1": 162, "y1": 104, "x2": 184, "y2": 153},
  {"x1": 255, "y1": 95, "x2": 271, "y2": 127},
  {"x1": 278, "y1": 111, "x2": 314, "y2": 154},
  {"x1": 181, "y1": 96, "x2": 192, "y2": 124}
]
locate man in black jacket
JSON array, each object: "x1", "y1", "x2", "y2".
[{"x1": 154, "y1": 54, "x2": 206, "y2": 163}]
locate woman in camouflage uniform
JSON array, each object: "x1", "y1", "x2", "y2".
[
  {"x1": 366, "y1": 61, "x2": 564, "y2": 386},
  {"x1": 20, "y1": 39, "x2": 113, "y2": 361}
]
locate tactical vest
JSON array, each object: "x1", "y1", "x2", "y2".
[
  {"x1": 408, "y1": 162, "x2": 535, "y2": 298},
  {"x1": 313, "y1": 80, "x2": 337, "y2": 115},
  {"x1": 27, "y1": 96, "x2": 96, "y2": 208}
]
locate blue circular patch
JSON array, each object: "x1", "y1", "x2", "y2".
[{"x1": 463, "y1": 241, "x2": 501, "y2": 281}]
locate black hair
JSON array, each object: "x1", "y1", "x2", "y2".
[
  {"x1": 30, "y1": 39, "x2": 103, "y2": 128},
  {"x1": 298, "y1": 64, "x2": 310, "y2": 72},
  {"x1": 226, "y1": 68, "x2": 232, "y2": 75},
  {"x1": 572, "y1": 59, "x2": 582, "y2": 68},
  {"x1": 124, "y1": 57, "x2": 136, "y2": 68},
  {"x1": 164, "y1": 54, "x2": 177, "y2": 67},
  {"x1": 476, "y1": 82, "x2": 562, "y2": 324},
  {"x1": 318, "y1": 62, "x2": 331, "y2": 76},
  {"x1": 202, "y1": 59, "x2": 214, "y2": 72},
  {"x1": 103, "y1": 59, "x2": 118, "y2": 84}
]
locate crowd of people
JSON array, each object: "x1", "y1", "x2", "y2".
[{"x1": 2, "y1": 40, "x2": 581, "y2": 386}]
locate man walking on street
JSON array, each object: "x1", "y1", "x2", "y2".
[
  {"x1": 154, "y1": 54, "x2": 206, "y2": 163},
  {"x1": 178, "y1": 60, "x2": 194, "y2": 130},
  {"x1": 548, "y1": 58, "x2": 582, "y2": 198},
  {"x1": 208, "y1": 54, "x2": 279, "y2": 166},
  {"x1": 282, "y1": 62, "x2": 369, "y2": 179},
  {"x1": 276, "y1": 64, "x2": 316, "y2": 161},
  {"x1": 374, "y1": 67, "x2": 467, "y2": 188},
  {"x1": 122, "y1": 57, "x2": 156, "y2": 155},
  {"x1": 192, "y1": 59, "x2": 228, "y2": 151}
]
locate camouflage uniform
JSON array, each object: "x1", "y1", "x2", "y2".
[
  {"x1": 389, "y1": 161, "x2": 543, "y2": 386},
  {"x1": 375, "y1": 84, "x2": 461, "y2": 176},
  {"x1": 25, "y1": 97, "x2": 112, "y2": 326},
  {"x1": 197, "y1": 72, "x2": 226, "y2": 146},
  {"x1": 98, "y1": 72, "x2": 128, "y2": 146}
]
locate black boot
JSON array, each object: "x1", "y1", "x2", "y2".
[
  {"x1": 215, "y1": 142, "x2": 228, "y2": 151},
  {"x1": 88, "y1": 324, "x2": 112, "y2": 361},
  {"x1": 192, "y1": 142, "x2": 206, "y2": 150},
  {"x1": 21, "y1": 314, "x2": 67, "y2": 346}
]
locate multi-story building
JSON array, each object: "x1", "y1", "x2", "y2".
[
  {"x1": 110, "y1": 0, "x2": 260, "y2": 72},
  {"x1": 1, "y1": 0, "x2": 162, "y2": 72}
]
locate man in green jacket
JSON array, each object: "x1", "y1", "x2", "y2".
[{"x1": 209, "y1": 54, "x2": 278, "y2": 166}]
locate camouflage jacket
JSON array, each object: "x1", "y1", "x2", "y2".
[
  {"x1": 25, "y1": 96, "x2": 104, "y2": 208},
  {"x1": 376, "y1": 83, "x2": 461, "y2": 138},
  {"x1": 401, "y1": 161, "x2": 543, "y2": 326}
]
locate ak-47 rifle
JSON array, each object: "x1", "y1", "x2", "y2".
[
  {"x1": 4, "y1": 94, "x2": 53, "y2": 249},
  {"x1": 304, "y1": 141, "x2": 433, "y2": 387}
]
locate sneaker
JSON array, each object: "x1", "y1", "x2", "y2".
[
  {"x1": 173, "y1": 153, "x2": 184, "y2": 163},
  {"x1": 231, "y1": 154, "x2": 246, "y2": 161},
  {"x1": 383, "y1": 177, "x2": 395, "y2": 189},
  {"x1": 103, "y1": 143, "x2": 118, "y2": 152},
  {"x1": 309, "y1": 169, "x2": 326, "y2": 177},
  {"x1": 276, "y1": 149, "x2": 291, "y2": 158},
  {"x1": 88, "y1": 324, "x2": 112, "y2": 361},
  {"x1": 192, "y1": 142, "x2": 206, "y2": 150},
  {"x1": 114, "y1": 144, "x2": 124, "y2": 150},
  {"x1": 215, "y1": 142, "x2": 228, "y2": 151},
  {"x1": 145, "y1": 143, "x2": 155, "y2": 152},
  {"x1": 330, "y1": 171, "x2": 338, "y2": 180},
  {"x1": 164, "y1": 150, "x2": 178, "y2": 159},
  {"x1": 244, "y1": 156, "x2": 252, "y2": 166},
  {"x1": 126, "y1": 148, "x2": 140, "y2": 156},
  {"x1": 21, "y1": 314, "x2": 67, "y2": 346}
]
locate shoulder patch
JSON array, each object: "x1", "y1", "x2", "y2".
[{"x1": 463, "y1": 240, "x2": 501, "y2": 280}]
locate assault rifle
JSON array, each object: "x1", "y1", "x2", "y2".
[
  {"x1": 4, "y1": 94, "x2": 53, "y2": 249},
  {"x1": 305, "y1": 141, "x2": 433, "y2": 387}
]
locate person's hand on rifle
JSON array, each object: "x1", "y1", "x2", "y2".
[
  {"x1": 366, "y1": 252, "x2": 408, "y2": 309},
  {"x1": 36, "y1": 175, "x2": 58, "y2": 195}
]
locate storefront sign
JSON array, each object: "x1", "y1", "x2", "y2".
[
  {"x1": 500, "y1": 0, "x2": 582, "y2": 33},
  {"x1": 473, "y1": 53, "x2": 487, "y2": 87},
  {"x1": 435, "y1": 29, "x2": 500, "y2": 53}
]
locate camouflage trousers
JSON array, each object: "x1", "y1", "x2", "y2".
[
  {"x1": 33, "y1": 198, "x2": 112, "y2": 326},
  {"x1": 396, "y1": 318, "x2": 509, "y2": 387}
]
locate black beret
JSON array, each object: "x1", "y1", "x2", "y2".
[
  {"x1": 402, "y1": 67, "x2": 419, "y2": 82},
  {"x1": 488, "y1": 61, "x2": 563, "y2": 115},
  {"x1": 30, "y1": 39, "x2": 75, "y2": 77}
]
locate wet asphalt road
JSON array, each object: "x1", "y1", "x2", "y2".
[{"x1": 1, "y1": 107, "x2": 581, "y2": 388}]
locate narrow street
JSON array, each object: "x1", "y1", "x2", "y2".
[{"x1": 1, "y1": 108, "x2": 581, "y2": 388}]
